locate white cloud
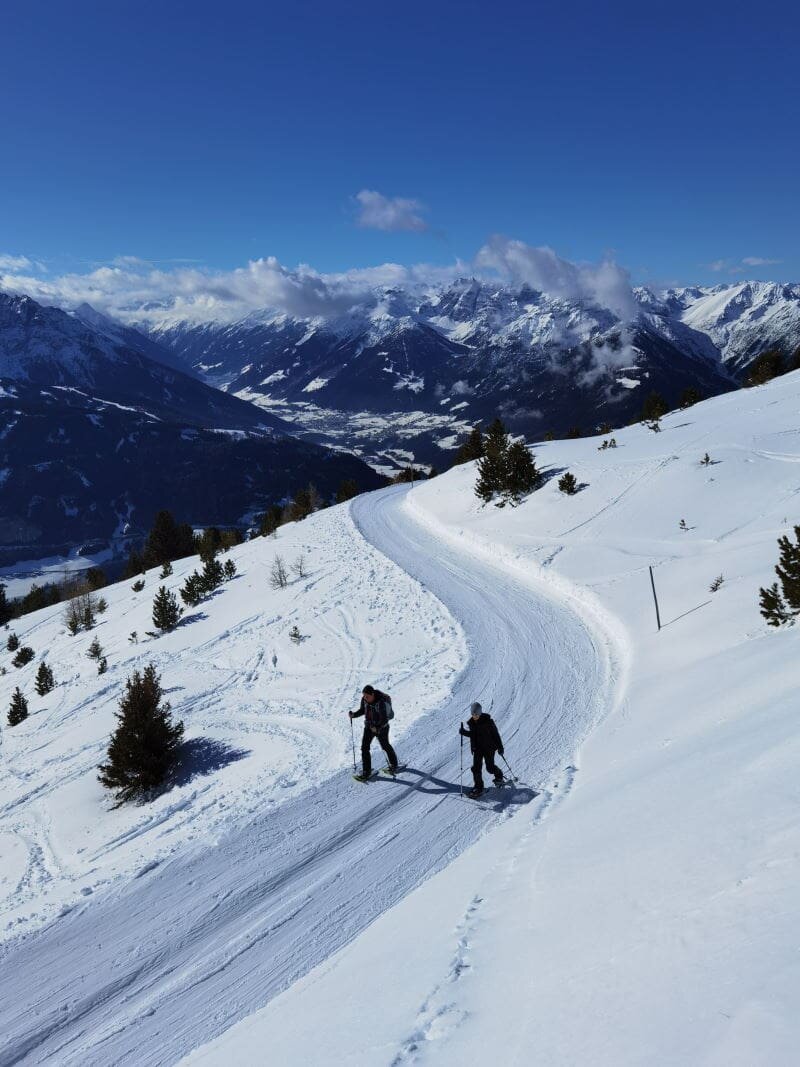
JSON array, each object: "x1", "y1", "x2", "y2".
[
  {"x1": 1, "y1": 239, "x2": 641, "y2": 327},
  {"x1": 0, "y1": 253, "x2": 33, "y2": 272},
  {"x1": 111, "y1": 255, "x2": 151, "y2": 268},
  {"x1": 475, "y1": 236, "x2": 636, "y2": 319},
  {"x1": 707, "y1": 255, "x2": 782, "y2": 274},
  {"x1": 354, "y1": 190, "x2": 428, "y2": 232}
]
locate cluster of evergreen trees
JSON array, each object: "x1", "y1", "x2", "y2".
[
  {"x1": 745, "y1": 347, "x2": 800, "y2": 387},
  {"x1": 759, "y1": 526, "x2": 800, "y2": 626},
  {"x1": 464, "y1": 419, "x2": 541, "y2": 505}
]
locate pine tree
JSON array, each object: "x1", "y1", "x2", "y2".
[
  {"x1": 759, "y1": 582, "x2": 791, "y2": 627},
  {"x1": 98, "y1": 656, "x2": 108, "y2": 675},
  {"x1": 132, "y1": 578, "x2": 145, "y2": 593},
  {"x1": 775, "y1": 525, "x2": 800, "y2": 611},
  {"x1": 200, "y1": 556, "x2": 224, "y2": 593},
  {"x1": 180, "y1": 572, "x2": 204, "y2": 607},
  {"x1": 159, "y1": 561, "x2": 174, "y2": 579},
  {"x1": 745, "y1": 350, "x2": 784, "y2": 387},
  {"x1": 87, "y1": 635, "x2": 104, "y2": 661},
  {"x1": 258, "y1": 504, "x2": 284, "y2": 538},
  {"x1": 455, "y1": 425, "x2": 485, "y2": 465},
  {"x1": 35, "y1": 662, "x2": 55, "y2": 696},
  {"x1": 98, "y1": 664, "x2": 184, "y2": 804},
  {"x1": 13, "y1": 646, "x2": 35, "y2": 668},
  {"x1": 152, "y1": 586, "x2": 183, "y2": 633},
  {"x1": 0, "y1": 583, "x2": 11, "y2": 627},
  {"x1": 6, "y1": 632, "x2": 20, "y2": 652},
  {"x1": 8, "y1": 687, "x2": 28, "y2": 726},
  {"x1": 566, "y1": 427, "x2": 582, "y2": 440},
  {"x1": 504, "y1": 440, "x2": 540, "y2": 503},
  {"x1": 289, "y1": 625, "x2": 302, "y2": 643},
  {"x1": 335, "y1": 479, "x2": 360, "y2": 504},
  {"x1": 475, "y1": 418, "x2": 510, "y2": 503},
  {"x1": 558, "y1": 472, "x2": 578, "y2": 495},
  {"x1": 680, "y1": 386, "x2": 702, "y2": 409},
  {"x1": 223, "y1": 558, "x2": 237, "y2": 580},
  {"x1": 123, "y1": 549, "x2": 145, "y2": 579},
  {"x1": 144, "y1": 510, "x2": 196, "y2": 569},
  {"x1": 641, "y1": 392, "x2": 668, "y2": 421}
]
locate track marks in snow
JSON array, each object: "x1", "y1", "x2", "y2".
[{"x1": 392, "y1": 895, "x2": 485, "y2": 1064}]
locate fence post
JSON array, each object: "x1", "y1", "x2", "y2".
[{"x1": 649, "y1": 565, "x2": 662, "y2": 632}]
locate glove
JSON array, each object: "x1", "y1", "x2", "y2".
[{"x1": 348, "y1": 711, "x2": 354, "y2": 719}]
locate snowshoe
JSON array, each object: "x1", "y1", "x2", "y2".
[
  {"x1": 467, "y1": 788, "x2": 484, "y2": 800},
  {"x1": 380, "y1": 765, "x2": 402, "y2": 776},
  {"x1": 352, "y1": 773, "x2": 372, "y2": 783}
]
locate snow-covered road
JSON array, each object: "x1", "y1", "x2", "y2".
[{"x1": 0, "y1": 485, "x2": 613, "y2": 1066}]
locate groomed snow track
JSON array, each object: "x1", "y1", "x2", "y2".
[{"x1": 0, "y1": 485, "x2": 613, "y2": 1066}]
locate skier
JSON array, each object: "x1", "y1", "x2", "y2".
[
  {"x1": 460, "y1": 702, "x2": 505, "y2": 798},
  {"x1": 350, "y1": 684, "x2": 398, "y2": 781}
]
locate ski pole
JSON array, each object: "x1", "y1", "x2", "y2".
[
  {"x1": 460, "y1": 725, "x2": 464, "y2": 799},
  {"x1": 500, "y1": 753, "x2": 518, "y2": 782},
  {"x1": 349, "y1": 714, "x2": 357, "y2": 772}
]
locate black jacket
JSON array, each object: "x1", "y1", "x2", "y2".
[
  {"x1": 352, "y1": 690, "x2": 392, "y2": 730},
  {"x1": 460, "y1": 713, "x2": 503, "y2": 755}
]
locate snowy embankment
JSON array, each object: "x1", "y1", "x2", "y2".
[
  {"x1": 187, "y1": 374, "x2": 800, "y2": 1066},
  {"x1": 0, "y1": 505, "x2": 463, "y2": 943}
]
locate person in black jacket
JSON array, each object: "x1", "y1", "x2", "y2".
[
  {"x1": 459, "y1": 702, "x2": 505, "y2": 798},
  {"x1": 350, "y1": 684, "x2": 398, "y2": 781}
]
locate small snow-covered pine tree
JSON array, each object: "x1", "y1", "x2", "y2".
[
  {"x1": 759, "y1": 582, "x2": 791, "y2": 627},
  {"x1": 98, "y1": 664, "x2": 184, "y2": 804},
  {"x1": 6, "y1": 632, "x2": 20, "y2": 652},
  {"x1": 152, "y1": 586, "x2": 183, "y2": 633},
  {"x1": 180, "y1": 572, "x2": 204, "y2": 607},
  {"x1": 223, "y1": 558, "x2": 237, "y2": 580},
  {"x1": 775, "y1": 525, "x2": 800, "y2": 611},
  {"x1": 200, "y1": 556, "x2": 224, "y2": 592},
  {"x1": 475, "y1": 418, "x2": 510, "y2": 503},
  {"x1": 558, "y1": 472, "x2": 578, "y2": 495},
  {"x1": 87, "y1": 635, "x2": 104, "y2": 661},
  {"x1": 455, "y1": 425, "x2": 485, "y2": 465},
  {"x1": 504, "y1": 440, "x2": 540, "y2": 503},
  {"x1": 35, "y1": 661, "x2": 55, "y2": 695},
  {"x1": 13, "y1": 646, "x2": 35, "y2": 668},
  {"x1": 8, "y1": 687, "x2": 28, "y2": 726}
]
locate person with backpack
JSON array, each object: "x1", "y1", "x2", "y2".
[
  {"x1": 350, "y1": 684, "x2": 399, "y2": 781},
  {"x1": 459, "y1": 702, "x2": 505, "y2": 798}
]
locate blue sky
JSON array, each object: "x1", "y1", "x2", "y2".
[{"x1": 1, "y1": 0, "x2": 798, "y2": 292}]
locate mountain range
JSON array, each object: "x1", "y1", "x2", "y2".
[
  {"x1": 144, "y1": 279, "x2": 800, "y2": 467},
  {"x1": 2, "y1": 278, "x2": 799, "y2": 565},
  {"x1": 0, "y1": 294, "x2": 382, "y2": 565}
]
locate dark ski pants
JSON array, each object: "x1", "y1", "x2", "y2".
[
  {"x1": 362, "y1": 725, "x2": 397, "y2": 777},
  {"x1": 472, "y1": 749, "x2": 502, "y2": 791}
]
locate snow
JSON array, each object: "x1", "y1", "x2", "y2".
[
  {"x1": 187, "y1": 373, "x2": 800, "y2": 1065},
  {"x1": 2, "y1": 371, "x2": 800, "y2": 1064},
  {"x1": 0, "y1": 505, "x2": 462, "y2": 948},
  {"x1": 302, "y1": 377, "x2": 329, "y2": 392}
]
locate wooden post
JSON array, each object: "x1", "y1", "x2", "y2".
[{"x1": 649, "y1": 565, "x2": 662, "y2": 632}]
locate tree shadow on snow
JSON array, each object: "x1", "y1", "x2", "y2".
[
  {"x1": 378, "y1": 766, "x2": 539, "y2": 810},
  {"x1": 166, "y1": 736, "x2": 251, "y2": 790},
  {"x1": 178, "y1": 611, "x2": 209, "y2": 628}
]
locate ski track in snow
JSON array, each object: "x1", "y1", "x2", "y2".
[{"x1": 0, "y1": 485, "x2": 614, "y2": 1066}]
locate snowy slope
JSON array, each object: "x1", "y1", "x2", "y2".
[
  {"x1": 184, "y1": 374, "x2": 800, "y2": 1066},
  {"x1": 0, "y1": 486, "x2": 613, "y2": 1064},
  {"x1": 0, "y1": 504, "x2": 463, "y2": 945}
]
